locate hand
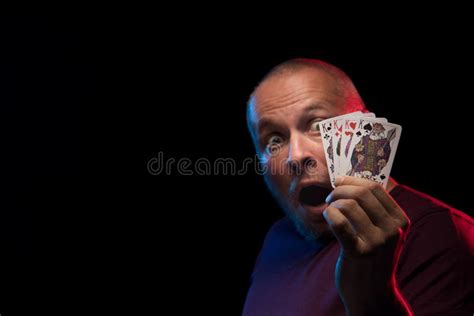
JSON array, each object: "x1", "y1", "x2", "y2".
[{"x1": 324, "y1": 176, "x2": 412, "y2": 316}]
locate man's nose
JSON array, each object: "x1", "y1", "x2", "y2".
[{"x1": 287, "y1": 134, "x2": 317, "y2": 173}]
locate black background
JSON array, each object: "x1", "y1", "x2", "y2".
[{"x1": 2, "y1": 16, "x2": 473, "y2": 315}]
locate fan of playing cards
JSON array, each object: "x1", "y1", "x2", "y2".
[{"x1": 319, "y1": 111, "x2": 402, "y2": 189}]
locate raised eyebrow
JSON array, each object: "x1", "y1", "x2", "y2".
[
  {"x1": 257, "y1": 103, "x2": 327, "y2": 134},
  {"x1": 302, "y1": 102, "x2": 327, "y2": 114},
  {"x1": 297, "y1": 103, "x2": 327, "y2": 124},
  {"x1": 257, "y1": 119, "x2": 281, "y2": 135}
]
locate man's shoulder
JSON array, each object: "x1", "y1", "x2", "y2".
[
  {"x1": 393, "y1": 184, "x2": 474, "y2": 245},
  {"x1": 253, "y1": 217, "x2": 325, "y2": 273},
  {"x1": 391, "y1": 184, "x2": 469, "y2": 225},
  {"x1": 260, "y1": 217, "x2": 303, "y2": 253},
  {"x1": 265, "y1": 217, "x2": 296, "y2": 239}
]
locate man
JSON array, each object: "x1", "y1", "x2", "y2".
[{"x1": 243, "y1": 59, "x2": 474, "y2": 315}]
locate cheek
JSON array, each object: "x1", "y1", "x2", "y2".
[
  {"x1": 314, "y1": 146, "x2": 327, "y2": 166},
  {"x1": 308, "y1": 143, "x2": 328, "y2": 171},
  {"x1": 264, "y1": 155, "x2": 291, "y2": 191}
]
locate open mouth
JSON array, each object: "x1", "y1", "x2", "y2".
[{"x1": 299, "y1": 185, "x2": 332, "y2": 207}]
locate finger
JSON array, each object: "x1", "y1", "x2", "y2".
[
  {"x1": 330, "y1": 199, "x2": 379, "y2": 241},
  {"x1": 323, "y1": 205, "x2": 360, "y2": 252},
  {"x1": 335, "y1": 176, "x2": 409, "y2": 228},
  {"x1": 327, "y1": 184, "x2": 393, "y2": 229}
]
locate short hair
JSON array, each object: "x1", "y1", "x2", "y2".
[{"x1": 247, "y1": 58, "x2": 367, "y2": 140}]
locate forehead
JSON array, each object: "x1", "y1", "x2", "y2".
[{"x1": 250, "y1": 68, "x2": 346, "y2": 122}]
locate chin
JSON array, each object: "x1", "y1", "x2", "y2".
[
  {"x1": 286, "y1": 204, "x2": 333, "y2": 243},
  {"x1": 265, "y1": 176, "x2": 335, "y2": 242},
  {"x1": 295, "y1": 219, "x2": 333, "y2": 243}
]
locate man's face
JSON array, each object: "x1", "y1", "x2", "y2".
[{"x1": 248, "y1": 68, "x2": 358, "y2": 241}]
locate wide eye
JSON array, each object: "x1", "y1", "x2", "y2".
[
  {"x1": 309, "y1": 120, "x2": 321, "y2": 133},
  {"x1": 265, "y1": 135, "x2": 283, "y2": 155}
]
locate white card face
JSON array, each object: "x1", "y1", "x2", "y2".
[
  {"x1": 338, "y1": 113, "x2": 379, "y2": 173},
  {"x1": 339, "y1": 118, "x2": 359, "y2": 173},
  {"x1": 342, "y1": 118, "x2": 401, "y2": 188},
  {"x1": 331, "y1": 112, "x2": 370, "y2": 179},
  {"x1": 320, "y1": 111, "x2": 362, "y2": 187},
  {"x1": 340, "y1": 117, "x2": 389, "y2": 178},
  {"x1": 320, "y1": 119, "x2": 336, "y2": 186},
  {"x1": 333, "y1": 113, "x2": 376, "y2": 176}
]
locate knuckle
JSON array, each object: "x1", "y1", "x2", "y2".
[
  {"x1": 333, "y1": 187, "x2": 343, "y2": 195},
  {"x1": 388, "y1": 226, "x2": 402, "y2": 239},
  {"x1": 334, "y1": 199, "x2": 358, "y2": 210},
  {"x1": 367, "y1": 182, "x2": 380, "y2": 192},
  {"x1": 364, "y1": 227, "x2": 403, "y2": 254},
  {"x1": 384, "y1": 227, "x2": 402, "y2": 246},
  {"x1": 324, "y1": 206, "x2": 335, "y2": 217},
  {"x1": 373, "y1": 228, "x2": 397, "y2": 247},
  {"x1": 380, "y1": 211, "x2": 392, "y2": 223},
  {"x1": 346, "y1": 199, "x2": 358, "y2": 209},
  {"x1": 358, "y1": 187, "x2": 373, "y2": 201},
  {"x1": 401, "y1": 216, "x2": 410, "y2": 229},
  {"x1": 355, "y1": 186, "x2": 368, "y2": 196},
  {"x1": 332, "y1": 219, "x2": 349, "y2": 231},
  {"x1": 395, "y1": 215, "x2": 410, "y2": 230},
  {"x1": 397, "y1": 218, "x2": 406, "y2": 229}
]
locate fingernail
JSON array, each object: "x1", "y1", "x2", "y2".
[
  {"x1": 325, "y1": 193, "x2": 332, "y2": 204},
  {"x1": 322, "y1": 209, "x2": 328, "y2": 219},
  {"x1": 335, "y1": 176, "x2": 344, "y2": 186}
]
